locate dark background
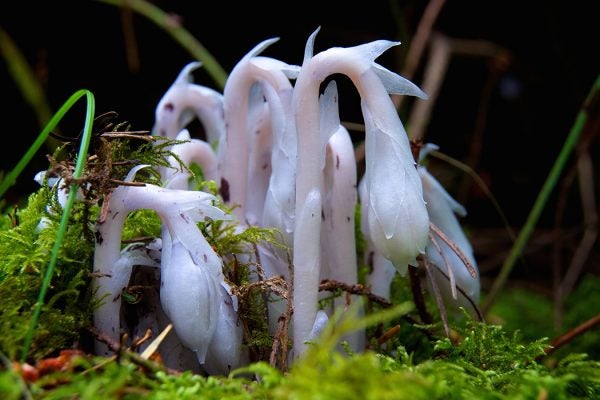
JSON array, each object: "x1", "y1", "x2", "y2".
[{"x1": 1, "y1": 1, "x2": 598, "y2": 292}]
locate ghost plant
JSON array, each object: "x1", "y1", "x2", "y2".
[
  {"x1": 290, "y1": 28, "x2": 429, "y2": 356},
  {"x1": 91, "y1": 165, "x2": 243, "y2": 373},
  {"x1": 156, "y1": 40, "x2": 302, "y2": 342},
  {"x1": 151, "y1": 62, "x2": 224, "y2": 189},
  {"x1": 217, "y1": 38, "x2": 299, "y2": 226},
  {"x1": 317, "y1": 81, "x2": 365, "y2": 351},
  {"x1": 79, "y1": 26, "x2": 483, "y2": 374}
]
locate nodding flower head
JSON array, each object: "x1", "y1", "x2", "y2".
[
  {"x1": 152, "y1": 61, "x2": 225, "y2": 146},
  {"x1": 290, "y1": 28, "x2": 429, "y2": 356},
  {"x1": 362, "y1": 102, "x2": 429, "y2": 274},
  {"x1": 92, "y1": 165, "x2": 231, "y2": 357}
]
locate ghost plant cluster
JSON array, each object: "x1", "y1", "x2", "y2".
[{"x1": 85, "y1": 28, "x2": 480, "y2": 375}]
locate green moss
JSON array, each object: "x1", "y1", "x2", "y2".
[
  {"x1": 0, "y1": 188, "x2": 94, "y2": 361},
  {"x1": 121, "y1": 209, "x2": 163, "y2": 241},
  {"x1": 1, "y1": 302, "x2": 599, "y2": 399},
  {"x1": 487, "y1": 275, "x2": 600, "y2": 361}
]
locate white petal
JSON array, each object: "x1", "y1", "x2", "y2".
[
  {"x1": 363, "y1": 102, "x2": 429, "y2": 268},
  {"x1": 160, "y1": 240, "x2": 220, "y2": 364}
]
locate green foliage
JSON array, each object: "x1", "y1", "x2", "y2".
[
  {"x1": 121, "y1": 209, "x2": 163, "y2": 241},
  {"x1": 266, "y1": 309, "x2": 599, "y2": 400},
  {"x1": 562, "y1": 275, "x2": 600, "y2": 360},
  {"x1": 0, "y1": 188, "x2": 94, "y2": 361},
  {"x1": 488, "y1": 275, "x2": 600, "y2": 361},
  {"x1": 1, "y1": 289, "x2": 599, "y2": 398},
  {"x1": 435, "y1": 312, "x2": 548, "y2": 372},
  {"x1": 200, "y1": 215, "x2": 283, "y2": 262}
]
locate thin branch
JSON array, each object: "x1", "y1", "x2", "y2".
[
  {"x1": 409, "y1": 257, "x2": 433, "y2": 324},
  {"x1": 87, "y1": 325, "x2": 170, "y2": 375},
  {"x1": 119, "y1": 5, "x2": 141, "y2": 73},
  {"x1": 425, "y1": 260, "x2": 484, "y2": 322},
  {"x1": 407, "y1": 32, "x2": 452, "y2": 142},
  {"x1": 555, "y1": 119, "x2": 599, "y2": 329},
  {"x1": 319, "y1": 279, "x2": 392, "y2": 308},
  {"x1": 392, "y1": 0, "x2": 447, "y2": 110},
  {"x1": 100, "y1": 132, "x2": 154, "y2": 141},
  {"x1": 429, "y1": 221, "x2": 477, "y2": 278},
  {"x1": 543, "y1": 314, "x2": 600, "y2": 357},
  {"x1": 420, "y1": 256, "x2": 450, "y2": 337},
  {"x1": 559, "y1": 146, "x2": 599, "y2": 298},
  {"x1": 429, "y1": 232, "x2": 457, "y2": 299}
]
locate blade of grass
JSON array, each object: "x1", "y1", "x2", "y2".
[
  {"x1": 20, "y1": 89, "x2": 95, "y2": 361},
  {"x1": 95, "y1": 0, "x2": 228, "y2": 90},
  {"x1": 481, "y1": 74, "x2": 600, "y2": 314}
]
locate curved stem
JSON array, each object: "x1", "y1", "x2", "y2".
[
  {"x1": 218, "y1": 43, "x2": 295, "y2": 221},
  {"x1": 292, "y1": 37, "x2": 428, "y2": 357}
]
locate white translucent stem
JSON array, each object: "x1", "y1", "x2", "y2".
[
  {"x1": 218, "y1": 38, "x2": 297, "y2": 221},
  {"x1": 291, "y1": 188, "x2": 322, "y2": 356},
  {"x1": 246, "y1": 87, "x2": 273, "y2": 226},
  {"x1": 292, "y1": 31, "x2": 428, "y2": 357},
  {"x1": 321, "y1": 126, "x2": 364, "y2": 352}
]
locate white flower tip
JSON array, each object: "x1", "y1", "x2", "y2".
[
  {"x1": 304, "y1": 27, "x2": 321, "y2": 63},
  {"x1": 419, "y1": 143, "x2": 440, "y2": 162},
  {"x1": 125, "y1": 165, "x2": 152, "y2": 182},
  {"x1": 177, "y1": 61, "x2": 203, "y2": 84},
  {"x1": 282, "y1": 65, "x2": 301, "y2": 80},
  {"x1": 394, "y1": 262, "x2": 409, "y2": 276},
  {"x1": 244, "y1": 37, "x2": 280, "y2": 61},
  {"x1": 33, "y1": 171, "x2": 47, "y2": 185},
  {"x1": 360, "y1": 40, "x2": 401, "y2": 61}
]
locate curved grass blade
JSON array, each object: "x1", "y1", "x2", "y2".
[
  {"x1": 20, "y1": 89, "x2": 96, "y2": 361},
  {"x1": 0, "y1": 90, "x2": 93, "y2": 199}
]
